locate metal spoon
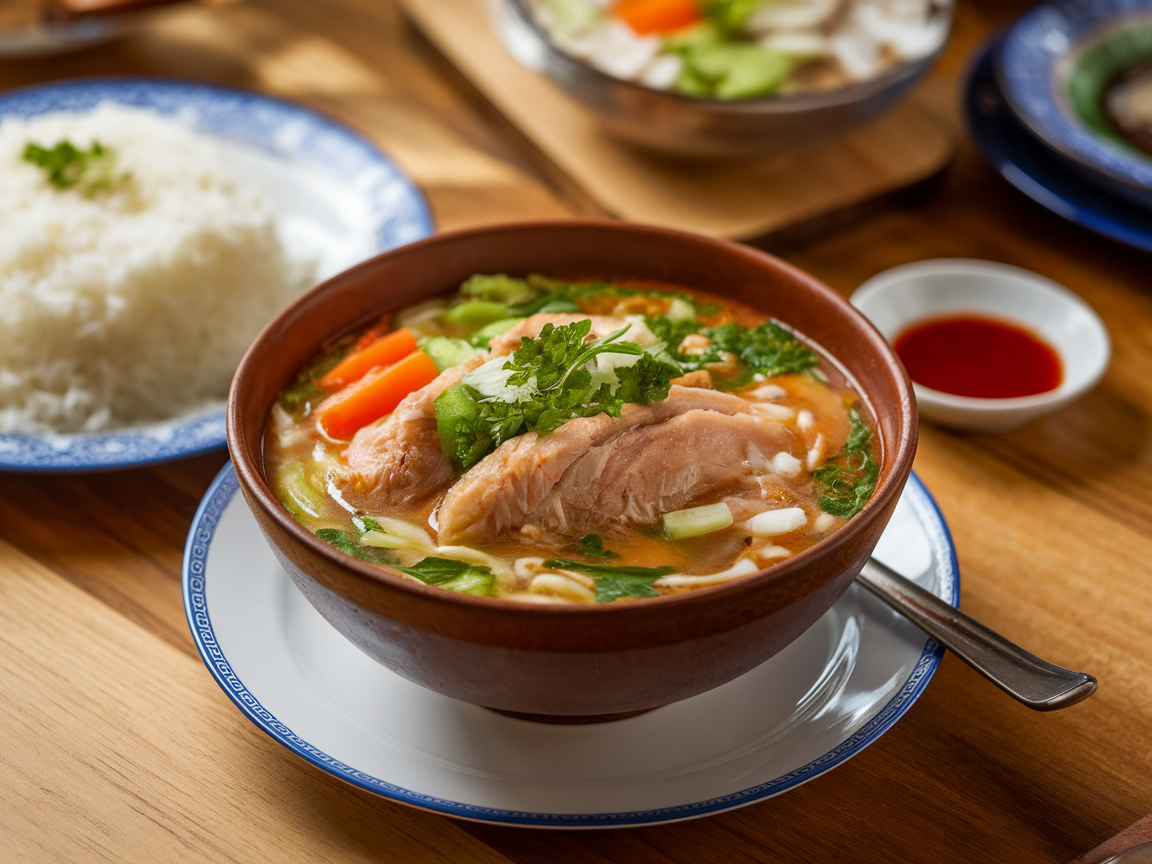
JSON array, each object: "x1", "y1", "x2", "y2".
[{"x1": 858, "y1": 558, "x2": 1098, "y2": 710}]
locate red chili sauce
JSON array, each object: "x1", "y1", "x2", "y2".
[{"x1": 893, "y1": 314, "x2": 1063, "y2": 399}]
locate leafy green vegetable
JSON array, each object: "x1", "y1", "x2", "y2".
[
  {"x1": 275, "y1": 463, "x2": 325, "y2": 519},
  {"x1": 813, "y1": 409, "x2": 880, "y2": 519},
  {"x1": 421, "y1": 336, "x2": 482, "y2": 372},
  {"x1": 22, "y1": 139, "x2": 127, "y2": 197},
  {"x1": 279, "y1": 337, "x2": 353, "y2": 415},
  {"x1": 543, "y1": 559, "x2": 675, "y2": 603},
  {"x1": 469, "y1": 318, "x2": 523, "y2": 348},
  {"x1": 314, "y1": 529, "x2": 395, "y2": 565},
  {"x1": 644, "y1": 314, "x2": 702, "y2": 353},
  {"x1": 577, "y1": 533, "x2": 619, "y2": 560},
  {"x1": 459, "y1": 274, "x2": 533, "y2": 304},
  {"x1": 434, "y1": 320, "x2": 679, "y2": 472},
  {"x1": 664, "y1": 17, "x2": 794, "y2": 100},
  {"x1": 700, "y1": 0, "x2": 764, "y2": 33},
  {"x1": 445, "y1": 300, "x2": 509, "y2": 328},
  {"x1": 393, "y1": 556, "x2": 496, "y2": 596},
  {"x1": 676, "y1": 320, "x2": 819, "y2": 388},
  {"x1": 355, "y1": 516, "x2": 383, "y2": 533}
]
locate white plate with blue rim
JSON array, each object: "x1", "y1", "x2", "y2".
[
  {"x1": 184, "y1": 463, "x2": 958, "y2": 828},
  {"x1": 0, "y1": 76, "x2": 433, "y2": 473}
]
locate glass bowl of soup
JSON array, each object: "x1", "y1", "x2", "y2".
[{"x1": 227, "y1": 220, "x2": 917, "y2": 721}]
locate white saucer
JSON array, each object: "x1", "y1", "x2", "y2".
[{"x1": 184, "y1": 464, "x2": 958, "y2": 828}]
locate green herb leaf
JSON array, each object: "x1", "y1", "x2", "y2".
[
  {"x1": 543, "y1": 559, "x2": 674, "y2": 603},
  {"x1": 459, "y1": 274, "x2": 533, "y2": 304},
  {"x1": 577, "y1": 533, "x2": 619, "y2": 560},
  {"x1": 393, "y1": 556, "x2": 496, "y2": 596},
  {"x1": 434, "y1": 319, "x2": 679, "y2": 472},
  {"x1": 644, "y1": 314, "x2": 703, "y2": 352},
  {"x1": 674, "y1": 320, "x2": 819, "y2": 389},
  {"x1": 22, "y1": 139, "x2": 127, "y2": 197},
  {"x1": 813, "y1": 409, "x2": 880, "y2": 519},
  {"x1": 314, "y1": 529, "x2": 395, "y2": 565}
]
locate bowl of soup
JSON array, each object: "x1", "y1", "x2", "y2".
[
  {"x1": 500, "y1": 0, "x2": 952, "y2": 157},
  {"x1": 228, "y1": 221, "x2": 917, "y2": 721}
]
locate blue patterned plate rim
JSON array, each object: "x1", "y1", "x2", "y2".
[
  {"x1": 183, "y1": 462, "x2": 959, "y2": 828},
  {"x1": 968, "y1": 37, "x2": 1152, "y2": 253},
  {"x1": 997, "y1": 0, "x2": 1152, "y2": 192},
  {"x1": 0, "y1": 76, "x2": 433, "y2": 473}
]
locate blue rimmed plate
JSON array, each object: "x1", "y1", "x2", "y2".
[
  {"x1": 0, "y1": 76, "x2": 433, "y2": 472},
  {"x1": 967, "y1": 38, "x2": 1152, "y2": 253},
  {"x1": 183, "y1": 463, "x2": 957, "y2": 828},
  {"x1": 997, "y1": 0, "x2": 1152, "y2": 208}
]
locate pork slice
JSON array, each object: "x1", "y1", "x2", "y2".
[
  {"x1": 332, "y1": 313, "x2": 630, "y2": 510},
  {"x1": 435, "y1": 386, "x2": 754, "y2": 544},
  {"x1": 528, "y1": 410, "x2": 796, "y2": 538},
  {"x1": 334, "y1": 355, "x2": 484, "y2": 509}
]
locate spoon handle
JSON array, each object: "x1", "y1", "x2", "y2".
[{"x1": 857, "y1": 558, "x2": 1097, "y2": 711}]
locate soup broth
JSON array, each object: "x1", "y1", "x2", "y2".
[{"x1": 265, "y1": 274, "x2": 880, "y2": 604}]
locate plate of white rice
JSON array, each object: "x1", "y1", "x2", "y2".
[{"x1": 0, "y1": 76, "x2": 432, "y2": 472}]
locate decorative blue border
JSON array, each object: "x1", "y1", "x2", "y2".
[
  {"x1": 997, "y1": 0, "x2": 1152, "y2": 198},
  {"x1": 183, "y1": 463, "x2": 958, "y2": 828},
  {"x1": 967, "y1": 37, "x2": 1152, "y2": 253},
  {"x1": 0, "y1": 76, "x2": 433, "y2": 473}
]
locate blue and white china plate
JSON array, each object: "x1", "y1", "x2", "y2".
[
  {"x1": 997, "y1": 0, "x2": 1152, "y2": 206},
  {"x1": 184, "y1": 464, "x2": 958, "y2": 828},
  {"x1": 968, "y1": 39, "x2": 1152, "y2": 253},
  {"x1": 0, "y1": 77, "x2": 432, "y2": 473}
]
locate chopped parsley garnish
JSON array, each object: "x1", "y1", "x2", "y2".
[
  {"x1": 813, "y1": 409, "x2": 880, "y2": 519},
  {"x1": 577, "y1": 533, "x2": 619, "y2": 560},
  {"x1": 434, "y1": 319, "x2": 679, "y2": 472},
  {"x1": 675, "y1": 320, "x2": 819, "y2": 389},
  {"x1": 22, "y1": 139, "x2": 128, "y2": 197},
  {"x1": 543, "y1": 559, "x2": 676, "y2": 603},
  {"x1": 393, "y1": 556, "x2": 496, "y2": 596}
]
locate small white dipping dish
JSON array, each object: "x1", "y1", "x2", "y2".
[{"x1": 851, "y1": 259, "x2": 1111, "y2": 433}]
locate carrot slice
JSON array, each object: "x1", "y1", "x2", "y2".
[
  {"x1": 320, "y1": 328, "x2": 417, "y2": 390},
  {"x1": 353, "y1": 312, "x2": 393, "y2": 351},
  {"x1": 613, "y1": 0, "x2": 702, "y2": 35},
  {"x1": 318, "y1": 350, "x2": 440, "y2": 440}
]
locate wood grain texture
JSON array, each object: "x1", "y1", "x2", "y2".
[
  {"x1": 0, "y1": 538, "x2": 514, "y2": 864},
  {"x1": 398, "y1": 0, "x2": 954, "y2": 240},
  {"x1": 0, "y1": 0, "x2": 1149, "y2": 861}
]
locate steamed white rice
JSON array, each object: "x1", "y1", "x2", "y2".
[{"x1": 0, "y1": 103, "x2": 315, "y2": 434}]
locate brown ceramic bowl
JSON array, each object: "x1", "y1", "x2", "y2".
[{"x1": 228, "y1": 220, "x2": 917, "y2": 722}]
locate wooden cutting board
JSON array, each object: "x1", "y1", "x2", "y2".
[{"x1": 399, "y1": 0, "x2": 954, "y2": 240}]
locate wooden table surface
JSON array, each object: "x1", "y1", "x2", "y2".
[{"x1": 2, "y1": 1, "x2": 1150, "y2": 862}]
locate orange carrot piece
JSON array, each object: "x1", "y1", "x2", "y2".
[
  {"x1": 354, "y1": 312, "x2": 393, "y2": 351},
  {"x1": 318, "y1": 350, "x2": 439, "y2": 440},
  {"x1": 320, "y1": 328, "x2": 418, "y2": 390},
  {"x1": 613, "y1": 0, "x2": 702, "y2": 35}
]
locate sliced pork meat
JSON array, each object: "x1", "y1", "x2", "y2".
[
  {"x1": 334, "y1": 355, "x2": 482, "y2": 509},
  {"x1": 436, "y1": 385, "x2": 764, "y2": 543},
  {"x1": 531, "y1": 410, "x2": 796, "y2": 537},
  {"x1": 332, "y1": 312, "x2": 642, "y2": 510}
]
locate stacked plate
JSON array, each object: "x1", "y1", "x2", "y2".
[{"x1": 966, "y1": 0, "x2": 1152, "y2": 252}]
